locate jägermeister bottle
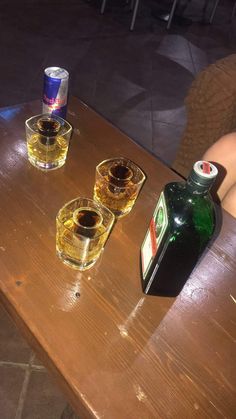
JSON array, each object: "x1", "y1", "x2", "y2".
[{"x1": 141, "y1": 161, "x2": 218, "y2": 296}]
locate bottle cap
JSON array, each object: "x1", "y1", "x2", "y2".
[
  {"x1": 194, "y1": 161, "x2": 218, "y2": 179},
  {"x1": 188, "y1": 161, "x2": 218, "y2": 191}
]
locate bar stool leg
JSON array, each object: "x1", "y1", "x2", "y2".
[
  {"x1": 130, "y1": 0, "x2": 140, "y2": 30},
  {"x1": 209, "y1": 0, "x2": 220, "y2": 24},
  {"x1": 61, "y1": 404, "x2": 80, "y2": 419},
  {"x1": 167, "y1": 0, "x2": 179, "y2": 30},
  {"x1": 232, "y1": 1, "x2": 236, "y2": 20},
  {"x1": 100, "y1": 0, "x2": 107, "y2": 14}
]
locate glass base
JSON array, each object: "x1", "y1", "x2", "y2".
[
  {"x1": 93, "y1": 196, "x2": 132, "y2": 218},
  {"x1": 112, "y1": 207, "x2": 132, "y2": 218},
  {"x1": 28, "y1": 156, "x2": 66, "y2": 171},
  {"x1": 56, "y1": 249, "x2": 98, "y2": 271}
]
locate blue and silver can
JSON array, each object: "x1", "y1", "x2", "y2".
[{"x1": 42, "y1": 67, "x2": 69, "y2": 119}]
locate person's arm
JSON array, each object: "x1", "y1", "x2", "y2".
[
  {"x1": 203, "y1": 132, "x2": 236, "y2": 218},
  {"x1": 203, "y1": 132, "x2": 236, "y2": 200}
]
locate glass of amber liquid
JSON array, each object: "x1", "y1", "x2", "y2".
[
  {"x1": 56, "y1": 197, "x2": 115, "y2": 270},
  {"x1": 94, "y1": 157, "x2": 146, "y2": 218},
  {"x1": 25, "y1": 114, "x2": 72, "y2": 170}
]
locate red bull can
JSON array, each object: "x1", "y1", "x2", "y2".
[{"x1": 42, "y1": 67, "x2": 69, "y2": 119}]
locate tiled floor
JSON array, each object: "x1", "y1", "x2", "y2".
[
  {"x1": 0, "y1": 305, "x2": 66, "y2": 419},
  {"x1": 0, "y1": 0, "x2": 235, "y2": 417}
]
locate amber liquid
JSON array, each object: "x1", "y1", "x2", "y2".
[
  {"x1": 27, "y1": 133, "x2": 68, "y2": 170},
  {"x1": 94, "y1": 164, "x2": 137, "y2": 217},
  {"x1": 56, "y1": 207, "x2": 108, "y2": 270}
]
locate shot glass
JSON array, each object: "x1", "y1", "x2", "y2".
[
  {"x1": 94, "y1": 157, "x2": 146, "y2": 218},
  {"x1": 25, "y1": 113, "x2": 72, "y2": 170},
  {"x1": 56, "y1": 197, "x2": 115, "y2": 270}
]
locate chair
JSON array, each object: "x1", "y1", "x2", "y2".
[
  {"x1": 209, "y1": 0, "x2": 220, "y2": 23},
  {"x1": 166, "y1": 0, "x2": 236, "y2": 29},
  {"x1": 209, "y1": 0, "x2": 236, "y2": 23},
  {"x1": 167, "y1": 0, "x2": 179, "y2": 30},
  {"x1": 231, "y1": 0, "x2": 236, "y2": 19},
  {"x1": 100, "y1": 0, "x2": 183, "y2": 31},
  {"x1": 100, "y1": 0, "x2": 236, "y2": 31},
  {"x1": 100, "y1": 0, "x2": 140, "y2": 30},
  {"x1": 172, "y1": 55, "x2": 236, "y2": 178}
]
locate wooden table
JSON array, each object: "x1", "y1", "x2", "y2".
[{"x1": 0, "y1": 97, "x2": 235, "y2": 418}]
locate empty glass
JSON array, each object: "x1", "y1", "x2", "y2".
[
  {"x1": 56, "y1": 197, "x2": 115, "y2": 270},
  {"x1": 25, "y1": 113, "x2": 72, "y2": 170},
  {"x1": 94, "y1": 157, "x2": 146, "y2": 217}
]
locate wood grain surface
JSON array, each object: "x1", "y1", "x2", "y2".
[{"x1": 0, "y1": 97, "x2": 235, "y2": 418}]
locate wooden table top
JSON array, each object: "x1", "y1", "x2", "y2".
[{"x1": 0, "y1": 97, "x2": 235, "y2": 418}]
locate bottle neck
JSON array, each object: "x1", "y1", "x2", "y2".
[
  {"x1": 186, "y1": 175, "x2": 212, "y2": 196},
  {"x1": 185, "y1": 161, "x2": 217, "y2": 196}
]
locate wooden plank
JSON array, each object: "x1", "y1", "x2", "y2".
[{"x1": 0, "y1": 97, "x2": 235, "y2": 418}]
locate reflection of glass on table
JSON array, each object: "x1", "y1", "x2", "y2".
[
  {"x1": 94, "y1": 157, "x2": 146, "y2": 218},
  {"x1": 56, "y1": 197, "x2": 115, "y2": 270},
  {"x1": 25, "y1": 113, "x2": 72, "y2": 171}
]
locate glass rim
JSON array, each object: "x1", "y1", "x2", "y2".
[
  {"x1": 96, "y1": 157, "x2": 146, "y2": 186},
  {"x1": 72, "y1": 206, "x2": 103, "y2": 231},
  {"x1": 56, "y1": 197, "x2": 115, "y2": 239},
  {"x1": 25, "y1": 113, "x2": 72, "y2": 136}
]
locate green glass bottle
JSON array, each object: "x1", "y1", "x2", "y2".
[{"x1": 141, "y1": 161, "x2": 218, "y2": 297}]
